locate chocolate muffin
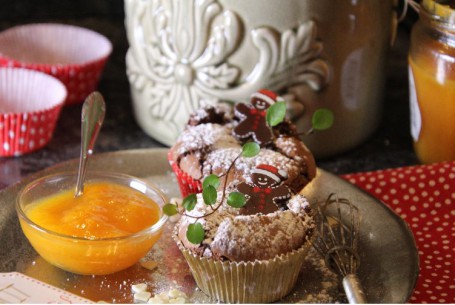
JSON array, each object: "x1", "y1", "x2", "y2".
[
  {"x1": 169, "y1": 90, "x2": 318, "y2": 303},
  {"x1": 173, "y1": 191, "x2": 315, "y2": 303},
  {"x1": 168, "y1": 92, "x2": 316, "y2": 197}
]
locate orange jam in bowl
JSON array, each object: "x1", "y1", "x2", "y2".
[{"x1": 16, "y1": 172, "x2": 168, "y2": 275}]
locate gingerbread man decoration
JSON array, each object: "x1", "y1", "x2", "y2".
[
  {"x1": 233, "y1": 89, "x2": 283, "y2": 145},
  {"x1": 237, "y1": 164, "x2": 292, "y2": 215}
]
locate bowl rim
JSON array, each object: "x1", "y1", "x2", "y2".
[
  {"x1": 0, "y1": 22, "x2": 113, "y2": 67},
  {"x1": 16, "y1": 171, "x2": 169, "y2": 242}
]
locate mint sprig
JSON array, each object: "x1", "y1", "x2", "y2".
[
  {"x1": 242, "y1": 141, "x2": 260, "y2": 157},
  {"x1": 227, "y1": 192, "x2": 246, "y2": 208},
  {"x1": 265, "y1": 99, "x2": 334, "y2": 136},
  {"x1": 162, "y1": 203, "x2": 178, "y2": 216},
  {"x1": 312, "y1": 108, "x2": 334, "y2": 131},
  {"x1": 163, "y1": 142, "x2": 260, "y2": 244},
  {"x1": 202, "y1": 174, "x2": 220, "y2": 189},
  {"x1": 202, "y1": 185, "x2": 217, "y2": 205},
  {"x1": 182, "y1": 194, "x2": 197, "y2": 211},
  {"x1": 266, "y1": 101, "x2": 286, "y2": 127},
  {"x1": 186, "y1": 223, "x2": 205, "y2": 244}
]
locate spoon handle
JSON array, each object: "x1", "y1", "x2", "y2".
[{"x1": 75, "y1": 92, "x2": 106, "y2": 197}]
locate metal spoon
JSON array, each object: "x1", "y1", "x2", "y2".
[{"x1": 74, "y1": 92, "x2": 106, "y2": 197}]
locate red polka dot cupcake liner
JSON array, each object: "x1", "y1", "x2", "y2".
[
  {"x1": 0, "y1": 23, "x2": 112, "y2": 105},
  {"x1": 167, "y1": 149, "x2": 202, "y2": 197},
  {"x1": 0, "y1": 68, "x2": 67, "y2": 157}
]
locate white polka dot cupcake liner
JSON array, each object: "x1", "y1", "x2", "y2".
[
  {"x1": 0, "y1": 23, "x2": 112, "y2": 105},
  {"x1": 0, "y1": 68, "x2": 67, "y2": 157}
]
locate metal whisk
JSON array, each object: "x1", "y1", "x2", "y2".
[{"x1": 311, "y1": 193, "x2": 367, "y2": 304}]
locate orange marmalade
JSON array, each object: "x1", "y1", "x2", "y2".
[
  {"x1": 408, "y1": 0, "x2": 455, "y2": 164},
  {"x1": 25, "y1": 181, "x2": 160, "y2": 238},
  {"x1": 20, "y1": 180, "x2": 164, "y2": 275}
]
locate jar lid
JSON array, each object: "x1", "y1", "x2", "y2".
[{"x1": 422, "y1": 0, "x2": 455, "y2": 24}]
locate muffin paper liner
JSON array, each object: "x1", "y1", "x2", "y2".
[
  {"x1": 0, "y1": 23, "x2": 112, "y2": 105},
  {"x1": 0, "y1": 68, "x2": 66, "y2": 156},
  {"x1": 167, "y1": 149, "x2": 203, "y2": 197},
  {"x1": 174, "y1": 233, "x2": 312, "y2": 303}
]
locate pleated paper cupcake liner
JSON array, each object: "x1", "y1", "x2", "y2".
[
  {"x1": 0, "y1": 23, "x2": 112, "y2": 105},
  {"x1": 0, "y1": 68, "x2": 66, "y2": 156},
  {"x1": 167, "y1": 149, "x2": 203, "y2": 197},
  {"x1": 173, "y1": 233, "x2": 312, "y2": 303}
]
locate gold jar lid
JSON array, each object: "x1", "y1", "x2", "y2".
[{"x1": 422, "y1": 0, "x2": 455, "y2": 24}]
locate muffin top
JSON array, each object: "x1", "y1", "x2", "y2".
[{"x1": 176, "y1": 192, "x2": 314, "y2": 262}]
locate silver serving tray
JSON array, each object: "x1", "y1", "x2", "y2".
[{"x1": 0, "y1": 148, "x2": 419, "y2": 303}]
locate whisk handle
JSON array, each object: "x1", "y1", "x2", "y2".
[{"x1": 342, "y1": 274, "x2": 367, "y2": 304}]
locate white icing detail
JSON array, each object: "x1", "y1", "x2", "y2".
[
  {"x1": 251, "y1": 92, "x2": 275, "y2": 105},
  {"x1": 254, "y1": 168, "x2": 281, "y2": 182}
]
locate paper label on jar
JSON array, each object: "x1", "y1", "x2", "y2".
[{"x1": 408, "y1": 66, "x2": 422, "y2": 141}]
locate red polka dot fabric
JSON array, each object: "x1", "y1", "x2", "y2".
[{"x1": 342, "y1": 161, "x2": 454, "y2": 304}]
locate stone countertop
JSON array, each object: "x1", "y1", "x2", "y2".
[{"x1": 0, "y1": 3, "x2": 420, "y2": 190}]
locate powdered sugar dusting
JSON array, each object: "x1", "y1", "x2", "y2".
[
  {"x1": 178, "y1": 191, "x2": 314, "y2": 262},
  {"x1": 288, "y1": 194, "x2": 311, "y2": 214},
  {"x1": 204, "y1": 148, "x2": 304, "y2": 186},
  {"x1": 177, "y1": 124, "x2": 236, "y2": 155},
  {"x1": 211, "y1": 210, "x2": 309, "y2": 261}
]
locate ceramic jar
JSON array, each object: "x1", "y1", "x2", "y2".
[{"x1": 125, "y1": 0, "x2": 396, "y2": 157}]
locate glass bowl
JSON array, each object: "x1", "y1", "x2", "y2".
[{"x1": 16, "y1": 171, "x2": 168, "y2": 275}]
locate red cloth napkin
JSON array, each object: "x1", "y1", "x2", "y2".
[{"x1": 342, "y1": 161, "x2": 454, "y2": 304}]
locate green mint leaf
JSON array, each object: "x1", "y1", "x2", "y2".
[
  {"x1": 242, "y1": 142, "x2": 260, "y2": 157},
  {"x1": 202, "y1": 174, "x2": 220, "y2": 189},
  {"x1": 266, "y1": 101, "x2": 286, "y2": 127},
  {"x1": 187, "y1": 223, "x2": 205, "y2": 244},
  {"x1": 182, "y1": 193, "x2": 197, "y2": 211},
  {"x1": 162, "y1": 203, "x2": 178, "y2": 216},
  {"x1": 312, "y1": 108, "x2": 334, "y2": 131},
  {"x1": 227, "y1": 192, "x2": 246, "y2": 208},
  {"x1": 202, "y1": 185, "x2": 217, "y2": 205}
]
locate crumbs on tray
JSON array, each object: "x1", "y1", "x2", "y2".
[{"x1": 132, "y1": 283, "x2": 187, "y2": 304}]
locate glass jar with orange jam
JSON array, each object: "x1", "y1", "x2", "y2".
[{"x1": 408, "y1": 0, "x2": 455, "y2": 164}]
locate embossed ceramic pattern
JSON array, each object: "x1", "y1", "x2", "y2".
[{"x1": 125, "y1": 0, "x2": 396, "y2": 157}]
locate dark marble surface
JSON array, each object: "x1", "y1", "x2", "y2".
[{"x1": 0, "y1": 1, "x2": 420, "y2": 190}]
